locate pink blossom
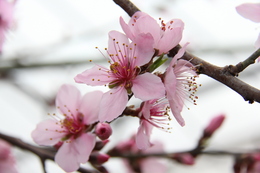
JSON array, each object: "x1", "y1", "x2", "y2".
[
  {"x1": 236, "y1": 3, "x2": 260, "y2": 23},
  {"x1": 0, "y1": 0, "x2": 15, "y2": 52},
  {"x1": 136, "y1": 98, "x2": 171, "y2": 150},
  {"x1": 32, "y1": 85, "x2": 103, "y2": 172},
  {"x1": 75, "y1": 31, "x2": 165, "y2": 122},
  {"x1": 0, "y1": 139, "x2": 18, "y2": 173},
  {"x1": 164, "y1": 43, "x2": 198, "y2": 126},
  {"x1": 120, "y1": 11, "x2": 184, "y2": 55},
  {"x1": 236, "y1": 3, "x2": 260, "y2": 50}
]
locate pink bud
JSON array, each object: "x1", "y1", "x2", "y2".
[
  {"x1": 204, "y1": 114, "x2": 225, "y2": 136},
  {"x1": 95, "y1": 123, "x2": 112, "y2": 140},
  {"x1": 172, "y1": 153, "x2": 195, "y2": 165},
  {"x1": 89, "y1": 151, "x2": 110, "y2": 165},
  {"x1": 0, "y1": 140, "x2": 11, "y2": 160}
]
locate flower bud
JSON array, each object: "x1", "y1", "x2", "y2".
[
  {"x1": 171, "y1": 153, "x2": 195, "y2": 165},
  {"x1": 204, "y1": 114, "x2": 225, "y2": 137},
  {"x1": 89, "y1": 151, "x2": 110, "y2": 165},
  {"x1": 0, "y1": 140, "x2": 11, "y2": 160},
  {"x1": 95, "y1": 123, "x2": 112, "y2": 140}
]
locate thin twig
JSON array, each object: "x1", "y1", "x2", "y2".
[
  {"x1": 0, "y1": 133, "x2": 98, "y2": 173},
  {"x1": 228, "y1": 48, "x2": 260, "y2": 76},
  {"x1": 113, "y1": 0, "x2": 140, "y2": 16}
]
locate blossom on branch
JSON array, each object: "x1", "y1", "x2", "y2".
[
  {"x1": 75, "y1": 31, "x2": 165, "y2": 122},
  {"x1": 164, "y1": 43, "x2": 198, "y2": 126},
  {"x1": 109, "y1": 136, "x2": 167, "y2": 173},
  {"x1": 136, "y1": 98, "x2": 171, "y2": 150},
  {"x1": 0, "y1": 0, "x2": 15, "y2": 52},
  {"x1": 32, "y1": 85, "x2": 103, "y2": 172},
  {"x1": 120, "y1": 11, "x2": 184, "y2": 55},
  {"x1": 0, "y1": 139, "x2": 18, "y2": 173},
  {"x1": 236, "y1": 3, "x2": 260, "y2": 49}
]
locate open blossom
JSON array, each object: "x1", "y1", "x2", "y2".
[
  {"x1": 136, "y1": 98, "x2": 171, "y2": 150},
  {"x1": 0, "y1": 139, "x2": 18, "y2": 173},
  {"x1": 0, "y1": 0, "x2": 15, "y2": 52},
  {"x1": 120, "y1": 11, "x2": 184, "y2": 55},
  {"x1": 32, "y1": 85, "x2": 103, "y2": 172},
  {"x1": 164, "y1": 43, "x2": 198, "y2": 126},
  {"x1": 236, "y1": 3, "x2": 260, "y2": 49},
  {"x1": 75, "y1": 30, "x2": 165, "y2": 122}
]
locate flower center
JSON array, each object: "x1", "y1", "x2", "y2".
[{"x1": 107, "y1": 40, "x2": 141, "y2": 93}]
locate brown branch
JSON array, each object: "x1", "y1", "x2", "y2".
[
  {"x1": 0, "y1": 133, "x2": 98, "y2": 173},
  {"x1": 112, "y1": 0, "x2": 260, "y2": 104},
  {"x1": 228, "y1": 48, "x2": 260, "y2": 76},
  {"x1": 170, "y1": 45, "x2": 260, "y2": 104},
  {"x1": 113, "y1": 0, "x2": 140, "y2": 17}
]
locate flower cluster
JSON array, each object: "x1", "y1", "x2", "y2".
[{"x1": 32, "y1": 11, "x2": 198, "y2": 172}]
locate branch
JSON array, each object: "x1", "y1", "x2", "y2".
[
  {"x1": 170, "y1": 45, "x2": 260, "y2": 104},
  {"x1": 228, "y1": 48, "x2": 260, "y2": 75},
  {"x1": 112, "y1": 0, "x2": 260, "y2": 104},
  {"x1": 113, "y1": 0, "x2": 140, "y2": 16},
  {"x1": 0, "y1": 133, "x2": 98, "y2": 173}
]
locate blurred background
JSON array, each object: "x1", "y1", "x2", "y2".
[{"x1": 1, "y1": 0, "x2": 260, "y2": 172}]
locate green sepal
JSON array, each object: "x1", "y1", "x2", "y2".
[{"x1": 147, "y1": 54, "x2": 168, "y2": 72}]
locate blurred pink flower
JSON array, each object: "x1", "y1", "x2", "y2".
[
  {"x1": 120, "y1": 11, "x2": 184, "y2": 55},
  {"x1": 75, "y1": 31, "x2": 165, "y2": 122},
  {"x1": 0, "y1": 139, "x2": 18, "y2": 173},
  {"x1": 164, "y1": 43, "x2": 198, "y2": 126},
  {"x1": 0, "y1": 0, "x2": 15, "y2": 52},
  {"x1": 136, "y1": 98, "x2": 171, "y2": 150},
  {"x1": 117, "y1": 137, "x2": 167, "y2": 173},
  {"x1": 32, "y1": 85, "x2": 103, "y2": 172},
  {"x1": 236, "y1": 3, "x2": 260, "y2": 49}
]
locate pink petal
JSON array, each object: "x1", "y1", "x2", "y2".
[
  {"x1": 55, "y1": 84, "x2": 81, "y2": 117},
  {"x1": 74, "y1": 65, "x2": 112, "y2": 86},
  {"x1": 136, "y1": 120, "x2": 153, "y2": 150},
  {"x1": 141, "y1": 100, "x2": 152, "y2": 120},
  {"x1": 0, "y1": 0, "x2": 15, "y2": 23},
  {"x1": 131, "y1": 33, "x2": 155, "y2": 66},
  {"x1": 128, "y1": 11, "x2": 148, "y2": 28},
  {"x1": 120, "y1": 16, "x2": 135, "y2": 41},
  {"x1": 98, "y1": 87, "x2": 128, "y2": 122},
  {"x1": 144, "y1": 141, "x2": 164, "y2": 153},
  {"x1": 132, "y1": 73, "x2": 165, "y2": 101},
  {"x1": 79, "y1": 90, "x2": 103, "y2": 124},
  {"x1": 31, "y1": 119, "x2": 65, "y2": 146},
  {"x1": 55, "y1": 133, "x2": 96, "y2": 172},
  {"x1": 169, "y1": 42, "x2": 189, "y2": 66},
  {"x1": 157, "y1": 20, "x2": 184, "y2": 54},
  {"x1": 168, "y1": 98, "x2": 185, "y2": 126},
  {"x1": 134, "y1": 15, "x2": 161, "y2": 43},
  {"x1": 141, "y1": 158, "x2": 167, "y2": 173},
  {"x1": 236, "y1": 3, "x2": 260, "y2": 23},
  {"x1": 108, "y1": 30, "x2": 130, "y2": 57}
]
